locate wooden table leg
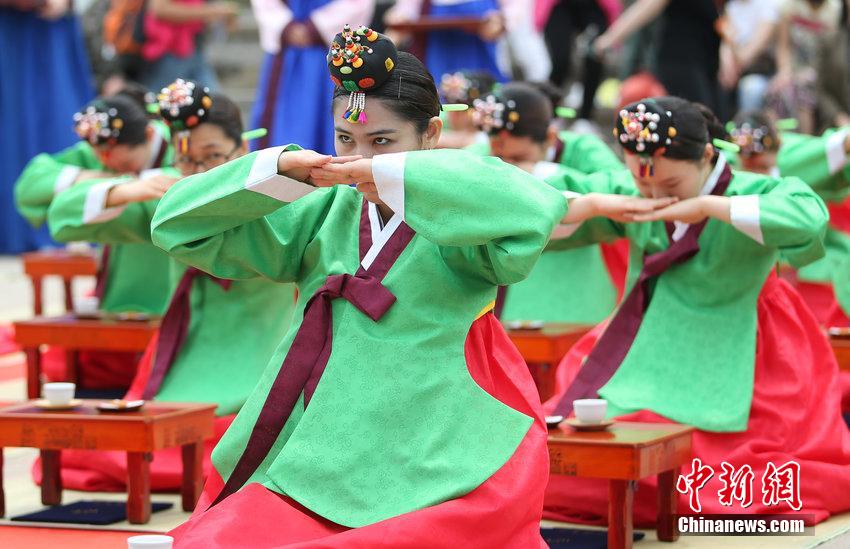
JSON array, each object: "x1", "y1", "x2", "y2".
[
  {"x1": 25, "y1": 347, "x2": 41, "y2": 400},
  {"x1": 657, "y1": 467, "x2": 680, "y2": 542},
  {"x1": 127, "y1": 452, "x2": 152, "y2": 524},
  {"x1": 63, "y1": 278, "x2": 74, "y2": 313},
  {"x1": 181, "y1": 442, "x2": 204, "y2": 511},
  {"x1": 0, "y1": 447, "x2": 5, "y2": 518},
  {"x1": 608, "y1": 479, "x2": 634, "y2": 549},
  {"x1": 65, "y1": 350, "x2": 79, "y2": 385},
  {"x1": 31, "y1": 276, "x2": 43, "y2": 316},
  {"x1": 40, "y1": 450, "x2": 62, "y2": 506}
]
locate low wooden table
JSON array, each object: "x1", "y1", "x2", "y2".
[
  {"x1": 505, "y1": 323, "x2": 592, "y2": 401},
  {"x1": 22, "y1": 250, "x2": 99, "y2": 316},
  {"x1": 548, "y1": 422, "x2": 695, "y2": 549},
  {"x1": 14, "y1": 315, "x2": 159, "y2": 399},
  {"x1": 0, "y1": 400, "x2": 216, "y2": 524}
]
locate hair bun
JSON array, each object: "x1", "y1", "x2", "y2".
[
  {"x1": 614, "y1": 100, "x2": 676, "y2": 156},
  {"x1": 157, "y1": 79, "x2": 213, "y2": 131},
  {"x1": 327, "y1": 25, "x2": 398, "y2": 93}
]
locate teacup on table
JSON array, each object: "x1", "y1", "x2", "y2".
[
  {"x1": 573, "y1": 399, "x2": 608, "y2": 424},
  {"x1": 42, "y1": 382, "x2": 76, "y2": 406},
  {"x1": 127, "y1": 535, "x2": 174, "y2": 549},
  {"x1": 74, "y1": 295, "x2": 100, "y2": 317}
]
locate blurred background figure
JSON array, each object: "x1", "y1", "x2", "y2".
[
  {"x1": 718, "y1": 0, "x2": 780, "y2": 114},
  {"x1": 769, "y1": 0, "x2": 850, "y2": 134},
  {"x1": 383, "y1": 0, "x2": 508, "y2": 79},
  {"x1": 593, "y1": 0, "x2": 723, "y2": 114},
  {"x1": 0, "y1": 0, "x2": 94, "y2": 254},
  {"x1": 536, "y1": 0, "x2": 619, "y2": 128},
  {"x1": 249, "y1": 0, "x2": 374, "y2": 152}
]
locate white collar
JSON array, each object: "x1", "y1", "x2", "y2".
[{"x1": 363, "y1": 201, "x2": 402, "y2": 270}]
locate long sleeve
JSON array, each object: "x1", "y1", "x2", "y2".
[
  {"x1": 47, "y1": 176, "x2": 162, "y2": 245},
  {"x1": 728, "y1": 173, "x2": 829, "y2": 268},
  {"x1": 777, "y1": 129, "x2": 850, "y2": 203},
  {"x1": 151, "y1": 146, "x2": 335, "y2": 282},
  {"x1": 371, "y1": 149, "x2": 566, "y2": 285},
  {"x1": 545, "y1": 168, "x2": 634, "y2": 251},
  {"x1": 14, "y1": 142, "x2": 101, "y2": 227}
]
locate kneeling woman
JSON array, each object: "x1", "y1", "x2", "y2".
[
  {"x1": 541, "y1": 97, "x2": 850, "y2": 525},
  {"x1": 152, "y1": 27, "x2": 566, "y2": 547},
  {"x1": 45, "y1": 81, "x2": 296, "y2": 492}
]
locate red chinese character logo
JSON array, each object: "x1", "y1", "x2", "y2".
[
  {"x1": 676, "y1": 458, "x2": 715, "y2": 512},
  {"x1": 717, "y1": 462, "x2": 754, "y2": 508},
  {"x1": 762, "y1": 461, "x2": 802, "y2": 511}
]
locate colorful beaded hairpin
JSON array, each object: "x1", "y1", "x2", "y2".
[
  {"x1": 728, "y1": 122, "x2": 775, "y2": 157},
  {"x1": 73, "y1": 105, "x2": 124, "y2": 146},
  {"x1": 157, "y1": 79, "x2": 213, "y2": 154},
  {"x1": 614, "y1": 101, "x2": 677, "y2": 177},
  {"x1": 327, "y1": 25, "x2": 398, "y2": 125},
  {"x1": 472, "y1": 94, "x2": 520, "y2": 134}
]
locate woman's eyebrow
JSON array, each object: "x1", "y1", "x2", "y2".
[{"x1": 366, "y1": 129, "x2": 398, "y2": 137}]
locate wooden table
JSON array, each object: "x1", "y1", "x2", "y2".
[
  {"x1": 505, "y1": 323, "x2": 592, "y2": 401},
  {"x1": 0, "y1": 400, "x2": 215, "y2": 524},
  {"x1": 22, "y1": 250, "x2": 99, "y2": 316},
  {"x1": 548, "y1": 422, "x2": 695, "y2": 549},
  {"x1": 14, "y1": 315, "x2": 158, "y2": 399}
]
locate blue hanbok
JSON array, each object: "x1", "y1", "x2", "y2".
[
  {"x1": 249, "y1": 0, "x2": 373, "y2": 153},
  {"x1": 0, "y1": 8, "x2": 93, "y2": 253}
]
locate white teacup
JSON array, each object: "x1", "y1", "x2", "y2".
[
  {"x1": 573, "y1": 399, "x2": 608, "y2": 424},
  {"x1": 43, "y1": 382, "x2": 75, "y2": 405},
  {"x1": 127, "y1": 535, "x2": 174, "y2": 549},
  {"x1": 74, "y1": 295, "x2": 99, "y2": 315}
]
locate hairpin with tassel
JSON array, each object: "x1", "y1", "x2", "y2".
[
  {"x1": 157, "y1": 78, "x2": 213, "y2": 155},
  {"x1": 613, "y1": 101, "x2": 676, "y2": 177},
  {"x1": 327, "y1": 25, "x2": 398, "y2": 125}
]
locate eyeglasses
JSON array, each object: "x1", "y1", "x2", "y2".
[{"x1": 174, "y1": 144, "x2": 240, "y2": 172}]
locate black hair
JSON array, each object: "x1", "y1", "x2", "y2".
[
  {"x1": 525, "y1": 80, "x2": 565, "y2": 119},
  {"x1": 114, "y1": 82, "x2": 157, "y2": 119},
  {"x1": 495, "y1": 82, "x2": 553, "y2": 143},
  {"x1": 627, "y1": 96, "x2": 727, "y2": 162},
  {"x1": 731, "y1": 110, "x2": 780, "y2": 155},
  {"x1": 203, "y1": 93, "x2": 244, "y2": 146},
  {"x1": 333, "y1": 51, "x2": 441, "y2": 133},
  {"x1": 80, "y1": 95, "x2": 149, "y2": 146}
]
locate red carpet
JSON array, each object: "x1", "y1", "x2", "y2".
[{"x1": 0, "y1": 525, "x2": 155, "y2": 548}]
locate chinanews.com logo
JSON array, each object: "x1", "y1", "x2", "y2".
[{"x1": 673, "y1": 458, "x2": 814, "y2": 536}]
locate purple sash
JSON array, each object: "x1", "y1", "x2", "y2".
[
  {"x1": 142, "y1": 267, "x2": 232, "y2": 400},
  {"x1": 553, "y1": 164, "x2": 732, "y2": 417},
  {"x1": 210, "y1": 201, "x2": 415, "y2": 507}
]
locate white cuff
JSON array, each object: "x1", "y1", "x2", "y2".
[
  {"x1": 245, "y1": 147, "x2": 319, "y2": 203},
  {"x1": 372, "y1": 152, "x2": 406, "y2": 219},
  {"x1": 562, "y1": 190, "x2": 582, "y2": 200},
  {"x1": 729, "y1": 195, "x2": 764, "y2": 245},
  {"x1": 83, "y1": 180, "x2": 128, "y2": 224},
  {"x1": 826, "y1": 130, "x2": 849, "y2": 174},
  {"x1": 54, "y1": 166, "x2": 81, "y2": 195}
]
